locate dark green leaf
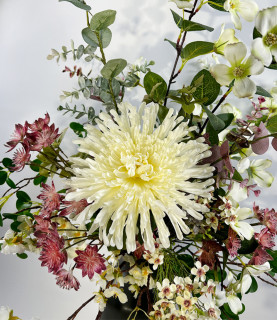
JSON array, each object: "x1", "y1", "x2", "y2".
[
  {"x1": 158, "y1": 105, "x2": 169, "y2": 123},
  {"x1": 232, "y1": 169, "x2": 243, "y2": 182},
  {"x1": 70, "y1": 122, "x2": 86, "y2": 133},
  {"x1": 171, "y1": 10, "x2": 214, "y2": 32},
  {"x1": 16, "y1": 191, "x2": 31, "y2": 202},
  {"x1": 144, "y1": 72, "x2": 167, "y2": 102},
  {"x1": 223, "y1": 303, "x2": 239, "y2": 320},
  {"x1": 267, "y1": 115, "x2": 277, "y2": 133},
  {"x1": 16, "y1": 200, "x2": 32, "y2": 211},
  {"x1": 206, "y1": 122, "x2": 219, "y2": 145},
  {"x1": 246, "y1": 276, "x2": 258, "y2": 294},
  {"x1": 3, "y1": 213, "x2": 19, "y2": 220},
  {"x1": 90, "y1": 10, "x2": 116, "y2": 31},
  {"x1": 0, "y1": 213, "x2": 2, "y2": 227},
  {"x1": 203, "y1": 106, "x2": 225, "y2": 131},
  {"x1": 10, "y1": 221, "x2": 21, "y2": 232},
  {"x1": 34, "y1": 175, "x2": 47, "y2": 186},
  {"x1": 181, "y1": 41, "x2": 214, "y2": 61},
  {"x1": 238, "y1": 237, "x2": 258, "y2": 254},
  {"x1": 101, "y1": 59, "x2": 127, "y2": 79},
  {"x1": 191, "y1": 69, "x2": 220, "y2": 106},
  {"x1": 253, "y1": 27, "x2": 262, "y2": 39},
  {"x1": 30, "y1": 159, "x2": 42, "y2": 172},
  {"x1": 17, "y1": 253, "x2": 28, "y2": 259},
  {"x1": 2, "y1": 158, "x2": 14, "y2": 169},
  {"x1": 267, "y1": 62, "x2": 277, "y2": 70},
  {"x1": 256, "y1": 86, "x2": 273, "y2": 98},
  {"x1": 0, "y1": 171, "x2": 7, "y2": 185},
  {"x1": 208, "y1": 0, "x2": 227, "y2": 12},
  {"x1": 59, "y1": 0, "x2": 91, "y2": 11},
  {"x1": 6, "y1": 178, "x2": 16, "y2": 189}
]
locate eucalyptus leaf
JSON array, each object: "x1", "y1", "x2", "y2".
[
  {"x1": 59, "y1": 0, "x2": 91, "y2": 11},
  {"x1": 82, "y1": 27, "x2": 99, "y2": 47},
  {"x1": 171, "y1": 10, "x2": 214, "y2": 32},
  {"x1": 101, "y1": 59, "x2": 127, "y2": 79},
  {"x1": 203, "y1": 106, "x2": 225, "y2": 131},
  {"x1": 181, "y1": 41, "x2": 214, "y2": 61},
  {"x1": 90, "y1": 10, "x2": 116, "y2": 31},
  {"x1": 82, "y1": 28, "x2": 112, "y2": 48}
]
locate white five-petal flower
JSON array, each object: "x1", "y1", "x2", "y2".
[
  {"x1": 224, "y1": 0, "x2": 259, "y2": 30},
  {"x1": 252, "y1": 6, "x2": 277, "y2": 66},
  {"x1": 211, "y1": 42, "x2": 264, "y2": 98},
  {"x1": 169, "y1": 0, "x2": 193, "y2": 9}
]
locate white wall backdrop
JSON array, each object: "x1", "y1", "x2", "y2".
[{"x1": 0, "y1": 0, "x2": 276, "y2": 319}]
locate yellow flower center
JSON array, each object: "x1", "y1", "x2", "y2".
[
  {"x1": 264, "y1": 32, "x2": 277, "y2": 47},
  {"x1": 233, "y1": 66, "x2": 245, "y2": 78}
]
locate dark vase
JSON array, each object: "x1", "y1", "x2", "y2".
[{"x1": 101, "y1": 288, "x2": 150, "y2": 320}]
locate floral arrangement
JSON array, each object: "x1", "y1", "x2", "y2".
[{"x1": 1, "y1": 0, "x2": 277, "y2": 319}]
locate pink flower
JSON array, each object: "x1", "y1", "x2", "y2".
[
  {"x1": 5, "y1": 123, "x2": 27, "y2": 151},
  {"x1": 74, "y1": 245, "x2": 106, "y2": 280},
  {"x1": 55, "y1": 269, "x2": 80, "y2": 291},
  {"x1": 255, "y1": 228, "x2": 275, "y2": 249},
  {"x1": 29, "y1": 124, "x2": 60, "y2": 151},
  {"x1": 38, "y1": 182, "x2": 61, "y2": 216},
  {"x1": 12, "y1": 144, "x2": 31, "y2": 171},
  {"x1": 264, "y1": 209, "x2": 277, "y2": 234},
  {"x1": 59, "y1": 199, "x2": 88, "y2": 217},
  {"x1": 27, "y1": 113, "x2": 50, "y2": 132},
  {"x1": 249, "y1": 246, "x2": 273, "y2": 265},
  {"x1": 226, "y1": 228, "x2": 241, "y2": 257},
  {"x1": 39, "y1": 237, "x2": 67, "y2": 274}
]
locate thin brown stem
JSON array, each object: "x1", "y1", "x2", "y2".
[
  {"x1": 67, "y1": 295, "x2": 96, "y2": 320},
  {"x1": 257, "y1": 276, "x2": 277, "y2": 287}
]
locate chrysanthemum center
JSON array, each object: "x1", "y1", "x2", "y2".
[
  {"x1": 121, "y1": 152, "x2": 154, "y2": 181},
  {"x1": 264, "y1": 32, "x2": 277, "y2": 47},
  {"x1": 232, "y1": 66, "x2": 245, "y2": 78}
]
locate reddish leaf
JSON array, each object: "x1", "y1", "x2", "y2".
[
  {"x1": 272, "y1": 137, "x2": 277, "y2": 151},
  {"x1": 251, "y1": 122, "x2": 269, "y2": 155}
]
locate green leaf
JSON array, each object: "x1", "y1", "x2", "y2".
[
  {"x1": 17, "y1": 253, "x2": 28, "y2": 259},
  {"x1": 238, "y1": 237, "x2": 258, "y2": 254},
  {"x1": 203, "y1": 106, "x2": 225, "y2": 131},
  {"x1": 267, "y1": 115, "x2": 277, "y2": 133},
  {"x1": 232, "y1": 169, "x2": 243, "y2": 182},
  {"x1": 208, "y1": 0, "x2": 227, "y2": 12},
  {"x1": 191, "y1": 69, "x2": 220, "y2": 106},
  {"x1": 181, "y1": 41, "x2": 214, "y2": 61},
  {"x1": 222, "y1": 304, "x2": 239, "y2": 320},
  {"x1": 0, "y1": 213, "x2": 2, "y2": 227},
  {"x1": 158, "y1": 105, "x2": 169, "y2": 123},
  {"x1": 206, "y1": 124, "x2": 219, "y2": 145},
  {"x1": 164, "y1": 38, "x2": 176, "y2": 49},
  {"x1": 90, "y1": 10, "x2": 116, "y2": 31},
  {"x1": 16, "y1": 191, "x2": 31, "y2": 202},
  {"x1": 256, "y1": 86, "x2": 273, "y2": 98},
  {"x1": 6, "y1": 178, "x2": 16, "y2": 189},
  {"x1": 171, "y1": 10, "x2": 214, "y2": 32},
  {"x1": 101, "y1": 59, "x2": 127, "y2": 79},
  {"x1": 246, "y1": 276, "x2": 258, "y2": 294},
  {"x1": 70, "y1": 122, "x2": 86, "y2": 134},
  {"x1": 0, "y1": 171, "x2": 7, "y2": 185},
  {"x1": 82, "y1": 28, "x2": 99, "y2": 47},
  {"x1": 10, "y1": 221, "x2": 21, "y2": 232},
  {"x1": 206, "y1": 113, "x2": 234, "y2": 138},
  {"x1": 2, "y1": 158, "x2": 14, "y2": 170},
  {"x1": 30, "y1": 159, "x2": 42, "y2": 172},
  {"x1": 59, "y1": 0, "x2": 91, "y2": 11},
  {"x1": 82, "y1": 28, "x2": 112, "y2": 49},
  {"x1": 253, "y1": 27, "x2": 262, "y2": 39},
  {"x1": 34, "y1": 175, "x2": 47, "y2": 186},
  {"x1": 144, "y1": 72, "x2": 167, "y2": 102}
]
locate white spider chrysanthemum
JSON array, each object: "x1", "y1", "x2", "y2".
[{"x1": 66, "y1": 102, "x2": 214, "y2": 252}]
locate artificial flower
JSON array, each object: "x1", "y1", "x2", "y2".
[
  {"x1": 66, "y1": 102, "x2": 214, "y2": 252},
  {"x1": 224, "y1": 0, "x2": 259, "y2": 30},
  {"x1": 191, "y1": 261, "x2": 209, "y2": 282},
  {"x1": 246, "y1": 262, "x2": 271, "y2": 276},
  {"x1": 214, "y1": 24, "x2": 239, "y2": 55},
  {"x1": 55, "y1": 268, "x2": 80, "y2": 291},
  {"x1": 210, "y1": 42, "x2": 264, "y2": 98},
  {"x1": 252, "y1": 6, "x2": 277, "y2": 66},
  {"x1": 103, "y1": 287, "x2": 128, "y2": 303},
  {"x1": 169, "y1": 0, "x2": 193, "y2": 9}
]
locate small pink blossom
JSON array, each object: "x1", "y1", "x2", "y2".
[
  {"x1": 5, "y1": 123, "x2": 27, "y2": 151},
  {"x1": 55, "y1": 269, "x2": 80, "y2": 291},
  {"x1": 264, "y1": 209, "x2": 277, "y2": 234},
  {"x1": 59, "y1": 199, "x2": 88, "y2": 217},
  {"x1": 74, "y1": 245, "x2": 106, "y2": 280},
  {"x1": 30, "y1": 124, "x2": 60, "y2": 151},
  {"x1": 39, "y1": 237, "x2": 67, "y2": 274},
  {"x1": 38, "y1": 182, "x2": 61, "y2": 216},
  {"x1": 27, "y1": 113, "x2": 50, "y2": 132},
  {"x1": 249, "y1": 246, "x2": 273, "y2": 265},
  {"x1": 12, "y1": 144, "x2": 31, "y2": 171},
  {"x1": 255, "y1": 228, "x2": 275, "y2": 249},
  {"x1": 226, "y1": 228, "x2": 241, "y2": 257}
]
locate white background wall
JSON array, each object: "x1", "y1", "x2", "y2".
[{"x1": 0, "y1": 0, "x2": 276, "y2": 319}]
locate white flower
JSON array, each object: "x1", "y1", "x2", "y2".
[
  {"x1": 238, "y1": 158, "x2": 274, "y2": 188},
  {"x1": 148, "y1": 253, "x2": 164, "y2": 270},
  {"x1": 227, "y1": 181, "x2": 248, "y2": 202},
  {"x1": 66, "y1": 102, "x2": 214, "y2": 252},
  {"x1": 252, "y1": 6, "x2": 277, "y2": 66},
  {"x1": 214, "y1": 24, "x2": 239, "y2": 55},
  {"x1": 0, "y1": 229, "x2": 26, "y2": 255},
  {"x1": 94, "y1": 292, "x2": 107, "y2": 312},
  {"x1": 221, "y1": 103, "x2": 242, "y2": 123},
  {"x1": 224, "y1": 0, "x2": 259, "y2": 30},
  {"x1": 0, "y1": 306, "x2": 11, "y2": 320},
  {"x1": 204, "y1": 300, "x2": 221, "y2": 319},
  {"x1": 210, "y1": 42, "x2": 264, "y2": 98},
  {"x1": 206, "y1": 212, "x2": 219, "y2": 231},
  {"x1": 156, "y1": 279, "x2": 176, "y2": 299},
  {"x1": 104, "y1": 287, "x2": 128, "y2": 304},
  {"x1": 169, "y1": 0, "x2": 193, "y2": 9},
  {"x1": 246, "y1": 262, "x2": 271, "y2": 276},
  {"x1": 191, "y1": 261, "x2": 209, "y2": 282},
  {"x1": 226, "y1": 292, "x2": 243, "y2": 314},
  {"x1": 234, "y1": 272, "x2": 252, "y2": 295},
  {"x1": 225, "y1": 206, "x2": 254, "y2": 240}
]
